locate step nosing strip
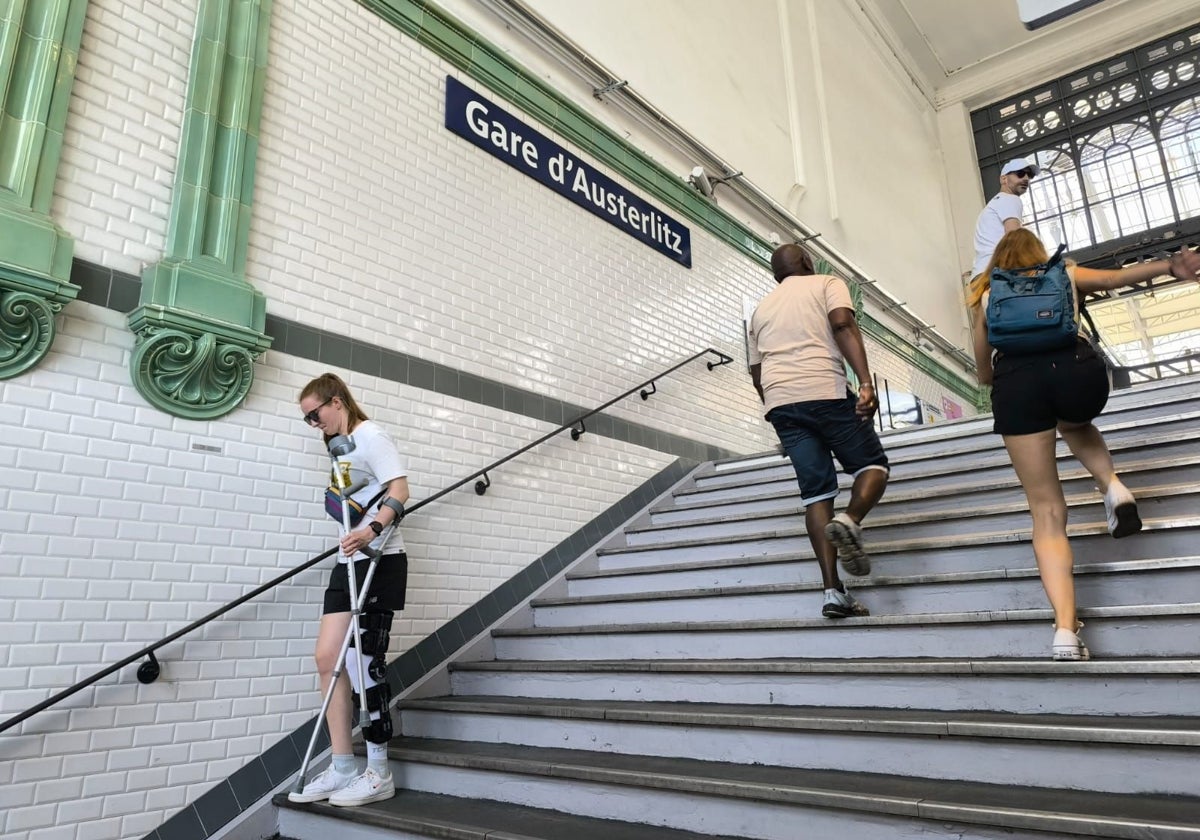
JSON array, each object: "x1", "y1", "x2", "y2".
[
  {"x1": 399, "y1": 701, "x2": 1200, "y2": 745},
  {"x1": 389, "y1": 746, "x2": 1200, "y2": 833},
  {"x1": 550, "y1": 557, "x2": 1200, "y2": 605},
  {"x1": 493, "y1": 602, "x2": 1200, "y2": 636},
  {"x1": 450, "y1": 657, "x2": 1200, "y2": 675}
]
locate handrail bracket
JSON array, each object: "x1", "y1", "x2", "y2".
[
  {"x1": 706, "y1": 350, "x2": 734, "y2": 371},
  {"x1": 137, "y1": 652, "x2": 161, "y2": 685}
]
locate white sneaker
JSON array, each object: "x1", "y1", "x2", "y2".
[
  {"x1": 825, "y1": 513, "x2": 870, "y2": 577},
  {"x1": 1102, "y1": 479, "x2": 1141, "y2": 539},
  {"x1": 328, "y1": 767, "x2": 395, "y2": 807},
  {"x1": 1052, "y1": 624, "x2": 1091, "y2": 661},
  {"x1": 287, "y1": 766, "x2": 358, "y2": 803}
]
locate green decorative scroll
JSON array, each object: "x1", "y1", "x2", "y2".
[
  {"x1": 0, "y1": 288, "x2": 57, "y2": 376},
  {"x1": 0, "y1": 0, "x2": 87, "y2": 379},
  {"x1": 128, "y1": 0, "x2": 273, "y2": 419},
  {"x1": 131, "y1": 327, "x2": 256, "y2": 416}
]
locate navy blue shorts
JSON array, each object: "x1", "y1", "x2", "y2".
[
  {"x1": 767, "y1": 395, "x2": 890, "y2": 507},
  {"x1": 991, "y1": 340, "x2": 1109, "y2": 436}
]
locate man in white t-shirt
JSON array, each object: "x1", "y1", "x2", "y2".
[
  {"x1": 971, "y1": 157, "x2": 1039, "y2": 278},
  {"x1": 748, "y1": 244, "x2": 890, "y2": 619}
]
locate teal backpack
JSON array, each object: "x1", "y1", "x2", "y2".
[{"x1": 986, "y1": 243, "x2": 1077, "y2": 354}]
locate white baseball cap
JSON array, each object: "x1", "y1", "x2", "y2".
[{"x1": 1001, "y1": 158, "x2": 1040, "y2": 177}]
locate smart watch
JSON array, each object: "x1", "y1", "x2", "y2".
[{"x1": 369, "y1": 520, "x2": 384, "y2": 536}]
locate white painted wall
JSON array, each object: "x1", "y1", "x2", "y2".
[
  {"x1": 444, "y1": 0, "x2": 974, "y2": 352},
  {"x1": 2, "y1": 0, "x2": 978, "y2": 838}
]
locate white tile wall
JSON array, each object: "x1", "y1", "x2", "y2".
[
  {"x1": 244, "y1": 0, "x2": 780, "y2": 458},
  {"x1": 12, "y1": 0, "x2": 972, "y2": 837},
  {"x1": 0, "y1": 303, "x2": 675, "y2": 840},
  {"x1": 51, "y1": 0, "x2": 195, "y2": 275}
]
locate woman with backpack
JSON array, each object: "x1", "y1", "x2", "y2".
[{"x1": 967, "y1": 229, "x2": 1200, "y2": 660}]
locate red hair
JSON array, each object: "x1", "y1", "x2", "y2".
[{"x1": 967, "y1": 229, "x2": 1052, "y2": 309}]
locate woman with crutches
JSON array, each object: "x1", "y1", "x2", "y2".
[{"x1": 290, "y1": 373, "x2": 409, "y2": 807}]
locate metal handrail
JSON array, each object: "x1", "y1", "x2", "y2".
[{"x1": 0, "y1": 348, "x2": 733, "y2": 735}]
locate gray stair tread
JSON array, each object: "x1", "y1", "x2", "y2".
[
  {"x1": 685, "y1": 421, "x2": 1200, "y2": 492},
  {"x1": 643, "y1": 466, "x2": 1196, "y2": 529},
  {"x1": 601, "y1": 505, "x2": 1200, "y2": 556},
  {"x1": 400, "y1": 695, "x2": 1200, "y2": 743},
  {"x1": 539, "y1": 556, "x2": 1200, "y2": 606},
  {"x1": 669, "y1": 449, "x2": 1193, "y2": 507},
  {"x1": 492, "y1": 601, "x2": 1200, "y2": 636},
  {"x1": 389, "y1": 737, "x2": 1200, "y2": 832},
  {"x1": 581, "y1": 516, "x2": 1200, "y2": 571},
  {"x1": 275, "y1": 787, "x2": 751, "y2": 840},
  {"x1": 451, "y1": 656, "x2": 1200, "y2": 675}
]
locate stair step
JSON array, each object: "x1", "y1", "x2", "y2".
[
  {"x1": 625, "y1": 481, "x2": 1195, "y2": 547},
  {"x1": 276, "y1": 787, "x2": 751, "y2": 840},
  {"x1": 491, "y1": 602, "x2": 1200, "y2": 661},
  {"x1": 647, "y1": 453, "x2": 1199, "y2": 525},
  {"x1": 704, "y1": 383, "x2": 1200, "y2": 475},
  {"x1": 683, "y1": 421, "x2": 1199, "y2": 501},
  {"x1": 380, "y1": 738, "x2": 1200, "y2": 840},
  {"x1": 568, "y1": 521, "x2": 1200, "y2": 597},
  {"x1": 591, "y1": 515, "x2": 1200, "y2": 575},
  {"x1": 535, "y1": 557, "x2": 1200, "y2": 624},
  {"x1": 449, "y1": 657, "x2": 1200, "y2": 716},
  {"x1": 396, "y1": 696, "x2": 1200, "y2": 795}
]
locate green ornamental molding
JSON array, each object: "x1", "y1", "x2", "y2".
[
  {"x1": 128, "y1": 0, "x2": 272, "y2": 419},
  {"x1": 0, "y1": 0, "x2": 86, "y2": 379},
  {"x1": 357, "y1": 0, "x2": 983, "y2": 406}
]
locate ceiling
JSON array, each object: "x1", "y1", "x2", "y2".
[{"x1": 855, "y1": 0, "x2": 1200, "y2": 108}]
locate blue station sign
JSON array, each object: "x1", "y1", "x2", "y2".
[{"x1": 445, "y1": 75, "x2": 692, "y2": 268}]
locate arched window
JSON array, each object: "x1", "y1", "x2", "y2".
[
  {"x1": 972, "y1": 22, "x2": 1200, "y2": 268},
  {"x1": 1160, "y1": 94, "x2": 1200, "y2": 219},
  {"x1": 1079, "y1": 119, "x2": 1171, "y2": 243},
  {"x1": 1024, "y1": 147, "x2": 1089, "y2": 248}
]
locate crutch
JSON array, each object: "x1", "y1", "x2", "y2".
[{"x1": 291, "y1": 434, "x2": 394, "y2": 796}]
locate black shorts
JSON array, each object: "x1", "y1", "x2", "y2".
[
  {"x1": 991, "y1": 340, "x2": 1109, "y2": 436},
  {"x1": 323, "y1": 552, "x2": 408, "y2": 614}
]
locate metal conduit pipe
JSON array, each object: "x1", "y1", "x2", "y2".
[{"x1": 476, "y1": 0, "x2": 976, "y2": 373}]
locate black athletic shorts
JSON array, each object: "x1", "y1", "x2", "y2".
[
  {"x1": 990, "y1": 340, "x2": 1109, "y2": 436},
  {"x1": 323, "y1": 552, "x2": 408, "y2": 614}
]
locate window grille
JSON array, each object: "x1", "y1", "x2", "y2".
[{"x1": 972, "y1": 22, "x2": 1200, "y2": 272}]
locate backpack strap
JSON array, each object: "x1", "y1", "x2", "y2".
[{"x1": 1046, "y1": 242, "x2": 1068, "y2": 268}]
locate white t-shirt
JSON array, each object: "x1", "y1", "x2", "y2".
[
  {"x1": 972, "y1": 192, "x2": 1025, "y2": 276},
  {"x1": 329, "y1": 420, "x2": 407, "y2": 560},
  {"x1": 748, "y1": 274, "x2": 855, "y2": 414}
]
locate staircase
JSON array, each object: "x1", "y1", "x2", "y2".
[{"x1": 274, "y1": 376, "x2": 1200, "y2": 840}]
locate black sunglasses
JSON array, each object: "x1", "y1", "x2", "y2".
[
  {"x1": 302, "y1": 398, "x2": 332, "y2": 426},
  {"x1": 1010, "y1": 169, "x2": 1035, "y2": 179}
]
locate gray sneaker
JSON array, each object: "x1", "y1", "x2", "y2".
[
  {"x1": 822, "y1": 587, "x2": 870, "y2": 619},
  {"x1": 825, "y1": 513, "x2": 871, "y2": 577}
]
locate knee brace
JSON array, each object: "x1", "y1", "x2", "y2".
[{"x1": 347, "y1": 609, "x2": 395, "y2": 744}]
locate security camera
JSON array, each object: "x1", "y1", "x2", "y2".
[
  {"x1": 688, "y1": 166, "x2": 714, "y2": 197},
  {"x1": 767, "y1": 232, "x2": 782, "y2": 247}
]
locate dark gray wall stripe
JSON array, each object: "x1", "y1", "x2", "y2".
[
  {"x1": 144, "y1": 456, "x2": 699, "y2": 840},
  {"x1": 72, "y1": 258, "x2": 736, "y2": 463}
]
